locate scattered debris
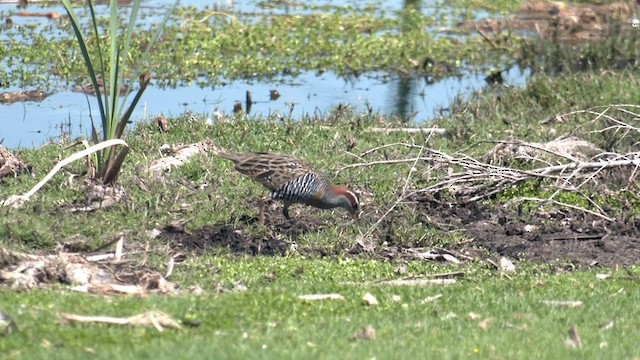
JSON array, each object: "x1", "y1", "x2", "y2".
[
  {"x1": 147, "y1": 228, "x2": 163, "y2": 239},
  {"x1": 61, "y1": 311, "x2": 181, "y2": 332},
  {"x1": 542, "y1": 300, "x2": 583, "y2": 308},
  {"x1": 442, "y1": 312, "x2": 458, "y2": 320},
  {"x1": 299, "y1": 294, "x2": 344, "y2": 301},
  {"x1": 373, "y1": 279, "x2": 456, "y2": 287},
  {"x1": 486, "y1": 137, "x2": 603, "y2": 164},
  {"x1": 148, "y1": 140, "x2": 225, "y2": 177},
  {"x1": 499, "y1": 257, "x2": 516, "y2": 273},
  {"x1": 468, "y1": 312, "x2": 482, "y2": 320},
  {"x1": 67, "y1": 181, "x2": 125, "y2": 212},
  {"x1": 478, "y1": 318, "x2": 493, "y2": 330},
  {"x1": 402, "y1": 248, "x2": 462, "y2": 263},
  {"x1": 70, "y1": 284, "x2": 144, "y2": 296},
  {"x1": 356, "y1": 235, "x2": 376, "y2": 252},
  {"x1": 362, "y1": 293, "x2": 378, "y2": 306},
  {"x1": 350, "y1": 325, "x2": 376, "y2": 341},
  {"x1": 0, "y1": 248, "x2": 112, "y2": 290},
  {"x1": 189, "y1": 285, "x2": 204, "y2": 295},
  {"x1": 0, "y1": 145, "x2": 31, "y2": 180},
  {"x1": 0, "y1": 245, "x2": 177, "y2": 296}
]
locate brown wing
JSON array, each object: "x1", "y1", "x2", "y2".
[{"x1": 219, "y1": 152, "x2": 326, "y2": 191}]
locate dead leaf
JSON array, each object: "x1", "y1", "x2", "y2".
[
  {"x1": 442, "y1": 312, "x2": 457, "y2": 320},
  {"x1": 468, "y1": 312, "x2": 482, "y2": 320},
  {"x1": 362, "y1": 293, "x2": 378, "y2": 306},
  {"x1": 356, "y1": 235, "x2": 376, "y2": 252},
  {"x1": 394, "y1": 264, "x2": 407, "y2": 274},
  {"x1": 479, "y1": 318, "x2": 493, "y2": 330},
  {"x1": 499, "y1": 257, "x2": 516, "y2": 273}
]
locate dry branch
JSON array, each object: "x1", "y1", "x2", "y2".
[
  {"x1": 342, "y1": 107, "x2": 640, "y2": 244},
  {"x1": 61, "y1": 311, "x2": 181, "y2": 331},
  {"x1": 1, "y1": 139, "x2": 128, "y2": 208}
]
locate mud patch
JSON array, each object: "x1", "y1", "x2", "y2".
[
  {"x1": 415, "y1": 196, "x2": 640, "y2": 267},
  {"x1": 164, "y1": 202, "x2": 326, "y2": 256},
  {"x1": 162, "y1": 197, "x2": 640, "y2": 267}
]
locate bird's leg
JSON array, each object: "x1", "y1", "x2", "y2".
[{"x1": 282, "y1": 202, "x2": 291, "y2": 220}]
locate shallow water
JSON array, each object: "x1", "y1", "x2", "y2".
[{"x1": 0, "y1": 0, "x2": 529, "y2": 149}]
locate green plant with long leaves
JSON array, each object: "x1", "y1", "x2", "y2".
[{"x1": 61, "y1": 0, "x2": 178, "y2": 184}]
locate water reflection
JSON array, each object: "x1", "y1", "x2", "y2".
[{"x1": 392, "y1": 0, "x2": 423, "y2": 120}]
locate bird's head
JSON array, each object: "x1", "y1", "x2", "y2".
[{"x1": 332, "y1": 186, "x2": 361, "y2": 219}]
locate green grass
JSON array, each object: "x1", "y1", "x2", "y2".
[
  {"x1": 2, "y1": 70, "x2": 640, "y2": 250},
  {"x1": 1, "y1": 258, "x2": 639, "y2": 359},
  {"x1": 2, "y1": 1, "x2": 640, "y2": 358},
  {"x1": 1, "y1": 71, "x2": 640, "y2": 357}
]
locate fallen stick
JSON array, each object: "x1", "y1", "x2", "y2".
[{"x1": 61, "y1": 311, "x2": 181, "y2": 331}]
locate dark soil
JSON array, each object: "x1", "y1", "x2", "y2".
[
  {"x1": 164, "y1": 199, "x2": 326, "y2": 256},
  {"x1": 163, "y1": 197, "x2": 640, "y2": 268},
  {"x1": 414, "y1": 197, "x2": 640, "y2": 267}
]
